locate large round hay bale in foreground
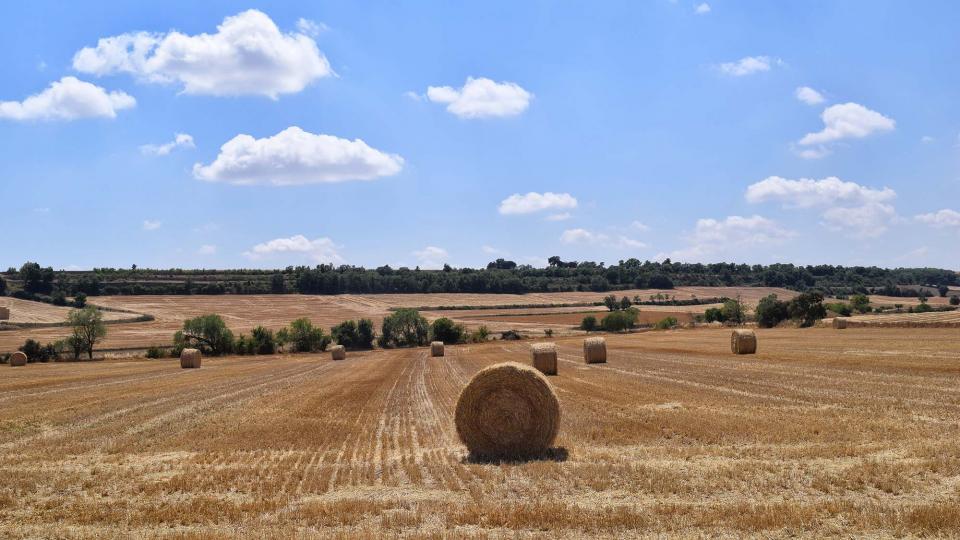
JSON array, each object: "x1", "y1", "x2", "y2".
[
  {"x1": 9, "y1": 351, "x2": 27, "y2": 367},
  {"x1": 455, "y1": 361, "x2": 560, "y2": 459},
  {"x1": 583, "y1": 337, "x2": 607, "y2": 364},
  {"x1": 430, "y1": 341, "x2": 444, "y2": 357},
  {"x1": 180, "y1": 348, "x2": 201, "y2": 369},
  {"x1": 530, "y1": 343, "x2": 558, "y2": 375},
  {"x1": 833, "y1": 317, "x2": 848, "y2": 329},
  {"x1": 730, "y1": 330, "x2": 757, "y2": 354},
  {"x1": 330, "y1": 345, "x2": 346, "y2": 360},
  {"x1": 0, "y1": 307, "x2": 9, "y2": 320}
]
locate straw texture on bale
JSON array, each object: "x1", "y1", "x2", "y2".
[
  {"x1": 9, "y1": 351, "x2": 27, "y2": 367},
  {"x1": 331, "y1": 345, "x2": 346, "y2": 360},
  {"x1": 430, "y1": 341, "x2": 444, "y2": 357},
  {"x1": 530, "y1": 343, "x2": 558, "y2": 375},
  {"x1": 180, "y1": 348, "x2": 201, "y2": 369},
  {"x1": 833, "y1": 318, "x2": 848, "y2": 329},
  {"x1": 730, "y1": 330, "x2": 757, "y2": 354},
  {"x1": 454, "y1": 361, "x2": 560, "y2": 459},
  {"x1": 583, "y1": 337, "x2": 607, "y2": 364},
  {"x1": 0, "y1": 307, "x2": 9, "y2": 320}
]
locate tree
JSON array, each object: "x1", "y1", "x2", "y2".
[
  {"x1": 603, "y1": 294, "x2": 619, "y2": 311},
  {"x1": 580, "y1": 315, "x2": 598, "y2": 331},
  {"x1": 704, "y1": 307, "x2": 725, "y2": 323},
  {"x1": 174, "y1": 314, "x2": 234, "y2": 356},
  {"x1": 601, "y1": 308, "x2": 639, "y2": 332},
  {"x1": 67, "y1": 306, "x2": 107, "y2": 359},
  {"x1": 20, "y1": 262, "x2": 54, "y2": 294},
  {"x1": 331, "y1": 320, "x2": 359, "y2": 348},
  {"x1": 938, "y1": 285, "x2": 950, "y2": 297},
  {"x1": 951, "y1": 295, "x2": 960, "y2": 306},
  {"x1": 270, "y1": 274, "x2": 286, "y2": 294},
  {"x1": 74, "y1": 292, "x2": 87, "y2": 308},
  {"x1": 755, "y1": 294, "x2": 789, "y2": 328},
  {"x1": 379, "y1": 309, "x2": 429, "y2": 348},
  {"x1": 287, "y1": 318, "x2": 330, "y2": 352},
  {"x1": 619, "y1": 296, "x2": 632, "y2": 310},
  {"x1": 250, "y1": 326, "x2": 276, "y2": 355},
  {"x1": 850, "y1": 294, "x2": 870, "y2": 314},
  {"x1": 647, "y1": 274, "x2": 674, "y2": 289},
  {"x1": 357, "y1": 319, "x2": 375, "y2": 349},
  {"x1": 430, "y1": 317, "x2": 465, "y2": 344},
  {"x1": 0, "y1": 276, "x2": 5, "y2": 295},
  {"x1": 720, "y1": 298, "x2": 745, "y2": 325},
  {"x1": 788, "y1": 292, "x2": 827, "y2": 328},
  {"x1": 275, "y1": 328, "x2": 290, "y2": 352}
]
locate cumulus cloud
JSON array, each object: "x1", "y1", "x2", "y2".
[
  {"x1": 659, "y1": 215, "x2": 794, "y2": 262},
  {"x1": 193, "y1": 126, "x2": 404, "y2": 186},
  {"x1": 717, "y1": 56, "x2": 776, "y2": 76},
  {"x1": 746, "y1": 176, "x2": 898, "y2": 237},
  {"x1": 915, "y1": 209, "x2": 960, "y2": 229},
  {"x1": 142, "y1": 220, "x2": 162, "y2": 231},
  {"x1": 695, "y1": 3, "x2": 711, "y2": 14},
  {"x1": 72, "y1": 10, "x2": 333, "y2": 99},
  {"x1": 197, "y1": 244, "x2": 217, "y2": 255},
  {"x1": 140, "y1": 133, "x2": 195, "y2": 156},
  {"x1": 631, "y1": 221, "x2": 651, "y2": 232},
  {"x1": 295, "y1": 18, "x2": 327, "y2": 37},
  {"x1": 413, "y1": 246, "x2": 448, "y2": 269},
  {"x1": 498, "y1": 192, "x2": 577, "y2": 215},
  {"x1": 921, "y1": 135, "x2": 935, "y2": 144},
  {"x1": 426, "y1": 77, "x2": 532, "y2": 118},
  {"x1": 244, "y1": 234, "x2": 343, "y2": 264},
  {"x1": 798, "y1": 102, "x2": 895, "y2": 150},
  {"x1": 0, "y1": 76, "x2": 135, "y2": 121},
  {"x1": 560, "y1": 229, "x2": 647, "y2": 249},
  {"x1": 795, "y1": 86, "x2": 825, "y2": 105}
]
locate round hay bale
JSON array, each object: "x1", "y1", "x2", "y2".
[
  {"x1": 9, "y1": 351, "x2": 27, "y2": 367},
  {"x1": 454, "y1": 361, "x2": 560, "y2": 459},
  {"x1": 330, "y1": 345, "x2": 346, "y2": 360},
  {"x1": 730, "y1": 330, "x2": 757, "y2": 355},
  {"x1": 180, "y1": 348, "x2": 201, "y2": 369},
  {"x1": 430, "y1": 341, "x2": 444, "y2": 357},
  {"x1": 0, "y1": 307, "x2": 9, "y2": 320},
  {"x1": 833, "y1": 317, "x2": 848, "y2": 329},
  {"x1": 583, "y1": 337, "x2": 607, "y2": 364},
  {"x1": 530, "y1": 343, "x2": 558, "y2": 375}
]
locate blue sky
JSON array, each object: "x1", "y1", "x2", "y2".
[{"x1": 1, "y1": 1, "x2": 958, "y2": 271}]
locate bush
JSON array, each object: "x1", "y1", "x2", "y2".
[
  {"x1": 914, "y1": 301, "x2": 933, "y2": 313},
  {"x1": 647, "y1": 274, "x2": 674, "y2": 289},
  {"x1": 544, "y1": 329, "x2": 554, "y2": 337},
  {"x1": 174, "y1": 314, "x2": 234, "y2": 356},
  {"x1": 251, "y1": 326, "x2": 276, "y2": 355},
  {"x1": 951, "y1": 295, "x2": 960, "y2": 306},
  {"x1": 850, "y1": 294, "x2": 870, "y2": 314},
  {"x1": 145, "y1": 346, "x2": 164, "y2": 359},
  {"x1": 704, "y1": 307, "x2": 725, "y2": 323},
  {"x1": 357, "y1": 319, "x2": 376, "y2": 348},
  {"x1": 580, "y1": 315, "x2": 598, "y2": 331},
  {"x1": 288, "y1": 318, "x2": 330, "y2": 352},
  {"x1": 654, "y1": 316, "x2": 678, "y2": 330},
  {"x1": 755, "y1": 294, "x2": 789, "y2": 328},
  {"x1": 720, "y1": 299, "x2": 745, "y2": 324},
  {"x1": 469, "y1": 325, "x2": 490, "y2": 343},
  {"x1": 939, "y1": 285, "x2": 950, "y2": 297},
  {"x1": 51, "y1": 289, "x2": 68, "y2": 306},
  {"x1": 379, "y1": 309, "x2": 429, "y2": 348},
  {"x1": 430, "y1": 317, "x2": 466, "y2": 344},
  {"x1": 788, "y1": 292, "x2": 827, "y2": 328},
  {"x1": 826, "y1": 302, "x2": 852, "y2": 317},
  {"x1": 602, "y1": 308, "x2": 639, "y2": 332},
  {"x1": 500, "y1": 330, "x2": 522, "y2": 341},
  {"x1": 18, "y1": 339, "x2": 61, "y2": 362}
]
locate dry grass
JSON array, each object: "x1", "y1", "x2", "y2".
[
  {"x1": 0, "y1": 297, "x2": 135, "y2": 325},
  {"x1": 1, "y1": 326, "x2": 959, "y2": 537}
]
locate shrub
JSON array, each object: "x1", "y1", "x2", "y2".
[
  {"x1": 145, "y1": 346, "x2": 164, "y2": 359},
  {"x1": 647, "y1": 274, "x2": 674, "y2": 289},
  {"x1": 755, "y1": 294, "x2": 789, "y2": 328},
  {"x1": 288, "y1": 318, "x2": 330, "y2": 352},
  {"x1": 544, "y1": 329, "x2": 554, "y2": 337},
  {"x1": 826, "y1": 302, "x2": 852, "y2": 317},
  {"x1": 939, "y1": 285, "x2": 950, "y2": 297},
  {"x1": 704, "y1": 307, "x2": 725, "y2": 323},
  {"x1": 580, "y1": 315, "x2": 598, "y2": 331},
  {"x1": 720, "y1": 298, "x2": 745, "y2": 325},
  {"x1": 357, "y1": 319, "x2": 376, "y2": 348},
  {"x1": 654, "y1": 316, "x2": 678, "y2": 330},
  {"x1": 850, "y1": 294, "x2": 870, "y2": 314},
  {"x1": 914, "y1": 301, "x2": 933, "y2": 313},
  {"x1": 602, "y1": 308, "x2": 638, "y2": 332},
  {"x1": 379, "y1": 309, "x2": 429, "y2": 348},
  {"x1": 951, "y1": 295, "x2": 960, "y2": 306},
  {"x1": 18, "y1": 339, "x2": 61, "y2": 362},
  {"x1": 603, "y1": 295, "x2": 619, "y2": 311},
  {"x1": 251, "y1": 326, "x2": 276, "y2": 355},
  {"x1": 500, "y1": 330, "x2": 522, "y2": 341},
  {"x1": 174, "y1": 314, "x2": 234, "y2": 356},
  {"x1": 788, "y1": 292, "x2": 827, "y2": 328},
  {"x1": 469, "y1": 325, "x2": 490, "y2": 343},
  {"x1": 430, "y1": 317, "x2": 466, "y2": 344},
  {"x1": 51, "y1": 289, "x2": 68, "y2": 306}
]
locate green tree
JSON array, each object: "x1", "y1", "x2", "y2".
[
  {"x1": 580, "y1": 315, "x2": 598, "y2": 331},
  {"x1": 357, "y1": 319, "x2": 375, "y2": 349},
  {"x1": 720, "y1": 298, "x2": 745, "y2": 325},
  {"x1": 619, "y1": 296, "x2": 632, "y2": 310},
  {"x1": 950, "y1": 295, "x2": 960, "y2": 306},
  {"x1": 270, "y1": 274, "x2": 286, "y2": 294},
  {"x1": 938, "y1": 285, "x2": 949, "y2": 297},
  {"x1": 654, "y1": 316, "x2": 678, "y2": 330},
  {"x1": 67, "y1": 306, "x2": 107, "y2": 359},
  {"x1": 174, "y1": 314, "x2": 235, "y2": 356},
  {"x1": 275, "y1": 328, "x2": 290, "y2": 352},
  {"x1": 849, "y1": 294, "x2": 870, "y2": 314},
  {"x1": 430, "y1": 317, "x2": 465, "y2": 344},
  {"x1": 250, "y1": 326, "x2": 276, "y2": 355},
  {"x1": 288, "y1": 318, "x2": 330, "y2": 352},
  {"x1": 601, "y1": 308, "x2": 639, "y2": 332},
  {"x1": 788, "y1": 292, "x2": 827, "y2": 328},
  {"x1": 0, "y1": 276, "x2": 6, "y2": 295},
  {"x1": 379, "y1": 309, "x2": 429, "y2": 348},
  {"x1": 603, "y1": 294, "x2": 619, "y2": 311},
  {"x1": 19, "y1": 262, "x2": 54, "y2": 294},
  {"x1": 755, "y1": 294, "x2": 789, "y2": 328},
  {"x1": 704, "y1": 307, "x2": 725, "y2": 323},
  {"x1": 73, "y1": 292, "x2": 87, "y2": 308}
]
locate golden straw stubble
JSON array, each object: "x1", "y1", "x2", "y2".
[{"x1": 455, "y1": 361, "x2": 560, "y2": 459}]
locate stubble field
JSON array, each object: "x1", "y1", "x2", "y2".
[{"x1": 3, "y1": 327, "x2": 959, "y2": 538}]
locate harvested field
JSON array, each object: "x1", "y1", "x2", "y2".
[
  {"x1": 2, "y1": 327, "x2": 960, "y2": 537},
  {"x1": 828, "y1": 310, "x2": 960, "y2": 328},
  {"x1": 0, "y1": 297, "x2": 137, "y2": 326},
  {"x1": 461, "y1": 310, "x2": 695, "y2": 327},
  {"x1": 867, "y1": 295, "x2": 954, "y2": 308}
]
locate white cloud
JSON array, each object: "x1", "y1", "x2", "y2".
[
  {"x1": 498, "y1": 192, "x2": 577, "y2": 215},
  {"x1": 915, "y1": 209, "x2": 960, "y2": 228},
  {"x1": 413, "y1": 246, "x2": 448, "y2": 269},
  {"x1": 560, "y1": 229, "x2": 647, "y2": 250},
  {"x1": 482, "y1": 245, "x2": 507, "y2": 255},
  {"x1": 717, "y1": 56, "x2": 775, "y2": 77},
  {"x1": 631, "y1": 221, "x2": 651, "y2": 232},
  {"x1": 794, "y1": 145, "x2": 833, "y2": 160},
  {"x1": 140, "y1": 133, "x2": 195, "y2": 156},
  {"x1": 426, "y1": 77, "x2": 532, "y2": 118},
  {"x1": 73, "y1": 10, "x2": 333, "y2": 99},
  {"x1": 193, "y1": 126, "x2": 404, "y2": 185},
  {"x1": 798, "y1": 102, "x2": 895, "y2": 146},
  {"x1": 746, "y1": 176, "x2": 898, "y2": 237},
  {"x1": 795, "y1": 86, "x2": 825, "y2": 105},
  {"x1": 0, "y1": 76, "x2": 135, "y2": 121},
  {"x1": 403, "y1": 90, "x2": 423, "y2": 101},
  {"x1": 545, "y1": 212, "x2": 572, "y2": 221},
  {"x1": 695, "y1": 3, "x2": 711, "y2": 14},
  {"x1": 197, "y1": 244, "x2": 217, "y2": 255},
  {"x1": 616, "y1": 236, "x2": 648, "y2": 249},
  {"x1": 142, "y1": 220, "x2": 162, "y2": 231},
  {"x1": 660, "y1": 215, "x2": 794, "y2": 262},
  {"x1": 244, "y1": 234, "x2": 343, "y2": 264},
  {"x1": 295, "y1": 18, "x2": 327, "y2": 37},
  {"x1": 745, "y1": 176, "x2": 895, "y2": 208},
  {"x1": 921, "y1": 135, "x2": 935, "y2": 144}
]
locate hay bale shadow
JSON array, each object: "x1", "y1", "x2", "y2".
[{"x1": 463, "y1": 446, "x2": 569, "y2": 465}]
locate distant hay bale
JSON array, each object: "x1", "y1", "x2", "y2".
[
  {"x1": 180, "y1": 348, "x2": 201, "y2": 369},
  {"x1": 583, "y1": 337, "x2": 607, "y2": 364},
  {"x1": 530, "y1": 343, "x2": 558, "y2": 375},
  {"x1": 10, "y1": 351, "x2": 27, "y2": 367},
  {"x1": 454, "y1": 361, "x2": 560, "y2": 459},
  {"x1": 833, "y1": 318, "x2": 848, "y2": 329},
  {"x1": 730, "y1": 330, "x2": 757, "y2": 355},
  {"x1": 431, "y1": 341, "x2": 444, "y2": 357},
  {"x1": 0, "y1": 307, "x2": 9, "y2": 320},
  {"x1": 331, "y1": 345, "x2": 346, "y2": 360}
]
